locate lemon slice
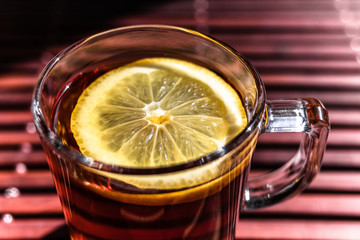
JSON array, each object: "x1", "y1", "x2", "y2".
[
  {"x1": 71, "y1": 57, "x2": 247, "y2": 169},
  {"x1": 70, "y1": 57, "x2": 250, "y2": 205}
]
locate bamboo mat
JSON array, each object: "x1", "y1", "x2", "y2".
[{"x1": 1, "y1": 0, "x2": 360, "y2": 239}]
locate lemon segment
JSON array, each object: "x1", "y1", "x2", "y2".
[{"x1": 70, "y1": 57, "x2": 247, "y2": 168}]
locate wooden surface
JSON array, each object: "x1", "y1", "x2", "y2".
[{"x1": 1, "y1": 0, "x2": 360, "y2": 239}]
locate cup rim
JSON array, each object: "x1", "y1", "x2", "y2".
[{"x1": 32, "y1": 24, "x2": 266, "y2": 175}]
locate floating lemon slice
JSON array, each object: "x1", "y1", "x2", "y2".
[
  {"x1": 70, "y1": 58, "x2": 249, "y2": 205},
  {"x1": 71, "y1": 57, "x2": 247, "y2": 168}
]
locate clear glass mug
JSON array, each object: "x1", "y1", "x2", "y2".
[{"x1": 32, "y1": 25, "x2": 330, "y2": 240}]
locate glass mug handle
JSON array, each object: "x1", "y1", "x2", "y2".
[{"x1": 244, "y1": 98, "x2": 330, "y2": 209}]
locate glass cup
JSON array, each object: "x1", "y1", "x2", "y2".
[{"x1": 32, "y1": 25, "x2": 330, "y2": 240}]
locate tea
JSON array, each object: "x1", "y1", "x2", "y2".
[
  {"x1": 33, "y1": 25, "x2": 329, "y2": 240},
  {"x1": 48, "y1": 156, "x2": 248, "y2": 240},
  {"x1": 46, "y1": 60, "x2": 256, "y2": 240}
]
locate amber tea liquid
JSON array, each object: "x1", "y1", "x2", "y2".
[{"x1": 45, "y1": 66, "x2": 255, "y2": 240}]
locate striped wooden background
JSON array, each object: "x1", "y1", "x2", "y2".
[{"x1": 1, "y1": 0, "x2": 360, "y2": 239}]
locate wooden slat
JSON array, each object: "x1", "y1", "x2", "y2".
[
  {"x1": 1, "y1": 0, "x2": 359, "y2": 239},
  {"x1": 0, "y1": 219, "x2": 66, "y2": 240},
  {"x1": 0, "y1": 171, "x2": 53, "y2": 189},
  {"x1": 257, "y1": 129, "x2": 360, "y2": 147},
  {"x1": 0, "y1": 194, "x2": 61, "y2": 214},
  {"x1": 267, "y1": 91, "x2": 360, "y2": 107},
  {"x1": 0, "y1": 74, "x2": 36, "y2": 91},
  {"x1": 329, "y1": 109, "x2": 360, "y2": 126},
  {"x1": 0, "y1": 132, "x2": 39, "y2": 145},
  {"x1": 236, "y1": 45, "x2": 355, "y2": 57},
  {"x1": 151, "y1": 0, "x2": 341, "y2": 12},
  {"x1": 249, "y1": 170, "x2": 360, "y2": 193},
  {"x1": 2, "y1": 219, "x2": 360, "y2": 240},
  {"x1": 115, "y1": 14, "x2": 346, "y2": 29},
  {"x1": 216, "y1": 33, "x2": 351, "y2": 43},
  {"x1": 233, "y1": 45, "x2": 355, "y2": 58},
  {"x1": 0, "y1": 111, "x2": 33, "y2": 125},
  {"x1": 0, "y1": 151, "x2": 46, "y2": 166},
  {"x1": 321, "y1": 130, "x2": 360, "y2": 147},
  {"x1": 253, "y1": 59, "x2": 360, "y2": 70},
  {"x1": 254, "y1": 149, "x2": 360, "y2": 168},
  {"x1": 3, "y1": 60, "x2": 45, "y2": 74},
  {"x1": 310, "y1": 171, "x2": 360, "y2": 192},
  {"x1": 262, "y1": 74, "x2": 360, "y2": 89},
  {"x1": 0, "y1": 93, "x2": 33, "y2": 105},
  {"x1": 248, "y1": 193, "x2": 360, "y2": 217},
  {"x1": 236, "y1": 219, "x2": 360, "y2": 240}
]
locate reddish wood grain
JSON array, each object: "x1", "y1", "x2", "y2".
[
  {"x1": 0, "y1": 151, "x2": 46, "y2": 166},
  {"x1": 144, "y1": 0, "x2": 341, "y2": 12},
  {"x1": 266, "y1": 91, "x2": 360, "y2": 107},
  {"x1": 0, "y1": 219, "x2": 65, "y2": 240},
  {"x1": 254, "y1": 149, "x2": 360, "y2": 168},
  {"x1": 257, "y1": 130, "x2": 360, "y2": 147},
  {"x1": 0, "y1": 75, "x2": 36, "y2": 91},
  {"x1": 262, "y1": 75, "x2": 360, "y2": 89},
  {"x1": 0, "y1": 111, "x2": 33, "y2": 125},
  {"x1": 0, "y1": 132, "x2": 39, "y2": 145},
  {"x1": 236, "y1": 219, "x2": 360, "y2": 240},
  {"x1": 115, "y1": 14, "x2": 345, "y2": 28},
  {"x1": 0, "y1": 171, "x2": 53, "y2": 189},
  {"x1": 1, "y1": 0, "x2": 359, "y2": 239},
  {"x1": 247, "y1": 193, "x2": 360, "y2": 217},
  {"x1": 0, "y1": 194, "x2": 61, "y2": 214},
  {"x1": 0, "y1": 93, "x2": 33, "y2": 105}
]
